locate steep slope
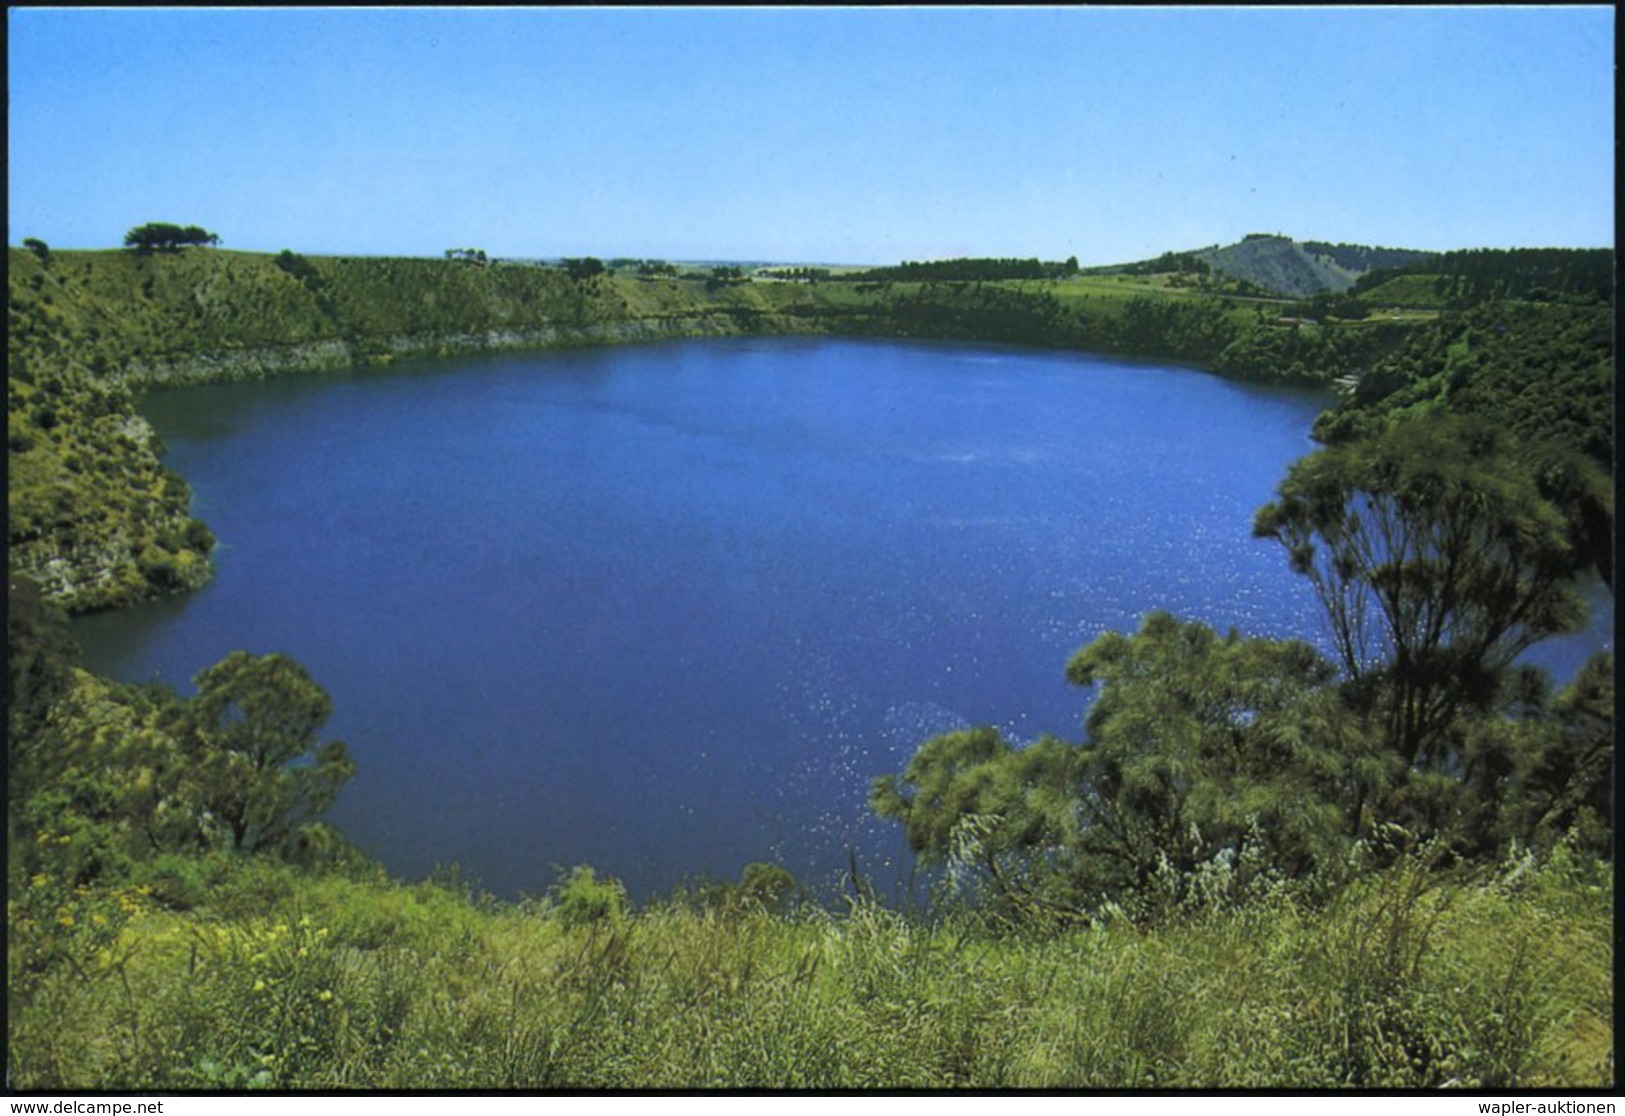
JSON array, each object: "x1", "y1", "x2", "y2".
[
  {"x1": 1190, "y1": 236, "x2": 1335, "y2": 297},
  {"x1": 1169, "y1": 235, "x2": 1433, "y2": 298}
]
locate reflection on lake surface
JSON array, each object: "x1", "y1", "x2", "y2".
[{"x1": 72, "y1": 338, "x2": 1612, "y2": 900}]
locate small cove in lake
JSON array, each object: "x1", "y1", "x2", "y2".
[{"x1": 72, "y1": 338, "x2": 1613, "y2": 901}]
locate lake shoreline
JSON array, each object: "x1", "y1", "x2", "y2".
[{"x1": 12, "y1": 247, "x2": 1392, "y2": 613}]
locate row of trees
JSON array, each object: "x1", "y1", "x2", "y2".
[
  {"x1": 1104, "y1": 250, "x2": 1211, "y2": 277},
  {"x1": 848, "y1": 257, "x2": 1079, "y2": 283},
  {"x1": 564, "y1": 258, "x2": 686, "y2": 280},
  {"x1": 758, "y1": 267, "x2": 831, "y2": 283},
  {"x1": 705, "y1": 265, "x2": 748, "y2": 289},
  {"x1": 1353, "y1": 248, "x2": 1614, "y2": 306}
]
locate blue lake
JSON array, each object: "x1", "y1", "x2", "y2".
[{"x1": 71, "y1": 338, "x2": 1612, "y2": 900}]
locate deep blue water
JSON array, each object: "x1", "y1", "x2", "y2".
[{"x1": 71, "y1": 338, "x2": 1611, "y2": 901}]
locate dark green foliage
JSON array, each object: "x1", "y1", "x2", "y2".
[
  {"x1": 848, "y1": 257, "x2": 1077, "y2": 282},
  {"x1": 7, "y1": 642, "x2": 357, "y2": 893},
  {"x1": 550, "y1": 864, "x2": 628, "y2": 929},
  {"x1": 124, "y1": 222, "x2": 220, "y2": 253},
  {"x1": 1213, "y1": 315, "x2": 1413, "y2": 385},
  {"x1": 705, "y1": 265, "x2": 748, "y2": 290},
  {"x1": 1314, "y1": 298, "x2": 1614, "y2": 585},
  {"x1": 1104, "y1": 250, "x2": 1213, "y2": 277},
  {"x1": 736, "y1": 861, "x2": 799, "y2": 912},
  {"x1": 871, "y1": 615, "x2": 1372, "y2": 922},
  {"x1": 1247, "y1": 411, "x2": 1612, "y2": 862},
  {"x1": 675, "y1": 861, "x2": 804, "y2": 915},
  {"x1": 1108, "y1": 295, "x2": 1240, "y2": 361},
  {"x1": 1491, "y1": 653, "x2": 1614, "y2": 856},
  {"x1": 6, "y1": 572, "x2": 80, "y2": 798},
  {"x1": 184, "y1": 652, "x2": 356, "y2": 855},
  {"x1": 1299, "y1": 241, "x2": 1435, "y2": 275},
  {"x1": 864, "y1": 282, "x2": 1081, "y2": 348},
  {"x1": 758, "y1": 266, "x2": 831, "y2": 283},
  {"x1": 23, "y1": 238, "x2": 51, "y2": 264},
  {"x1": 1255, "y1": 415, "x2": 1588, "y2": 776},
  {"x1": 1290, "y1": 290, "x2": 1371, "y2": 321},
  {"x1": 273, "y1": 249, "x2": 321, "y2": 284},
  {"x1": 1065, "y1": 614, "x2": 1362, "y2": 899},
  {"x1": 1352, "y1": 248, "x2": 1613, "y2": 308},
  {"x1": 561, "y1": 256, "x2": 606, "y2": 281},
  {"x1": 870, "y1": 728, "x2": 1084, "y2": 921}
]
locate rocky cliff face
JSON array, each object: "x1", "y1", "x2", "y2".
[
  {"x1": 7, "y1": 380, "x2": 214, "y2": 613},
  {"x1": 117, "y1": 313, "x2": 829, "y2": 388}
]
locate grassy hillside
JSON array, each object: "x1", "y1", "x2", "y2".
[
  {"x1": 7, "y1": 248, "x2": 831, "y2": 386},
  {"x1": 1184, "y1": 235, "x2": 1434, "y2": 298},
  {"x1": 8, "y1": 253, "x2": 217, "y2": 610},
  {"x1": 8, "y1": 837, "x2": 1611, "y2": 1089},
  {"x1": 1193, "y1": 235, "x2": 1357, "y2": 298}
]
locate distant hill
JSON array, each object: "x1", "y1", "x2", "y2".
[
  {"x1": 1097, "y1": 236, "x2": 1435, "y2": 298},
  {"x1": 1192, "y1": 235, "x2": 1434, "y2": 298}
]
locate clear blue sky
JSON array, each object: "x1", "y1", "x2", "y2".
[{"x1": 8, "y1": 6, "x2": 1615, "y2": 265}]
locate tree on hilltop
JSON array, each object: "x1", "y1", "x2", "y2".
[
  {"x1": 124, "y1": 223, "x2": 221, "y2": 253},
  {"x1": 561, "y1": 257, "x2": 606, "y2": 281}
]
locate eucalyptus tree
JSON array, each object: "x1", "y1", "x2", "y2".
[
  {"x1": 871, "y1": 614, "x2": 1367, "y2": 920},
  {"x1": 123, "y1": 223, "x2": 220, "y2": 252},
  {"x1": 1252, "y1": 414, "x2": 1588, "y2": 772},
  {"x1": 183, "y1": 651, "x2": 356, "y2": 854}
]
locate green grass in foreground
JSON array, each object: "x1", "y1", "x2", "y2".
[{"x1": 7, "y1": 844, "x2": 1611, "y2": 1090}]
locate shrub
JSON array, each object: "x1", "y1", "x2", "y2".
[{"x1": 550, "y1": 865, "x2": 627, "y2": 930}]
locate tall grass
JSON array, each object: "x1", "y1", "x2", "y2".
[{"x1": 6, "y1": 843, "x2": 1610, "y2": 1090}]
